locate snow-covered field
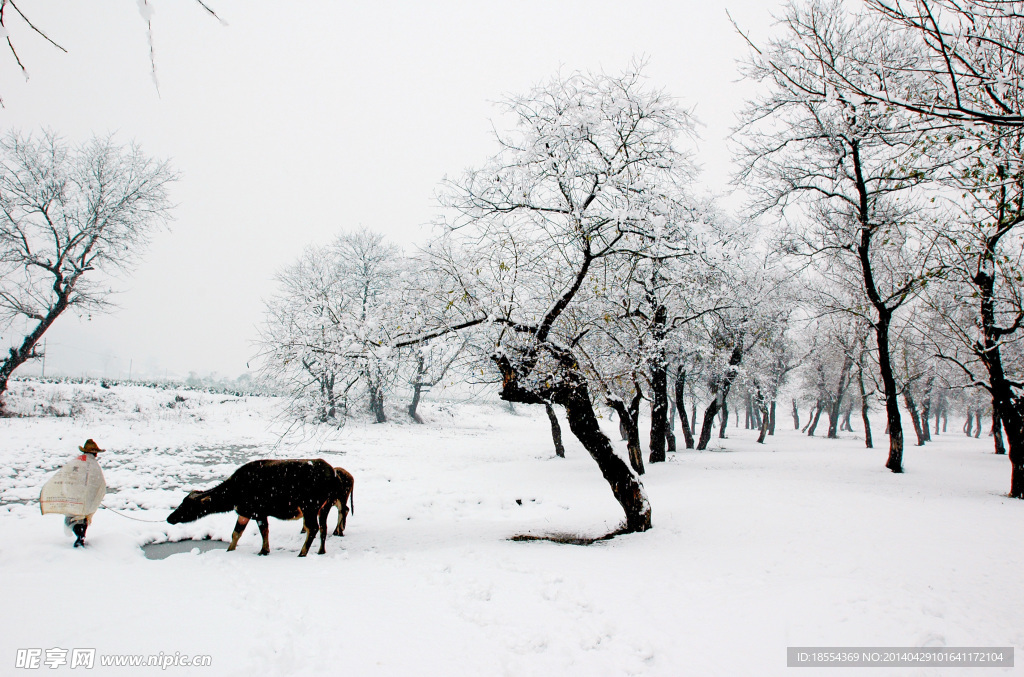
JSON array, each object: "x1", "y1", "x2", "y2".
[{"x1": 1, "y1": 380, "x2": 1021, "y2": 676}]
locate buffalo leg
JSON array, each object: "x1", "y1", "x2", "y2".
[
  {"x1": 227, "y1": 516, "x2": 250, "y2": 552},
  {"x1": 298, "y1": 512, "x2": 318, "y2": 557},
  {"x1": 257, "y1": 518, "x2": 270, "y2": 556},
  {"x1": 317, "y1": 501, "x2": 329, "y2": 555}
]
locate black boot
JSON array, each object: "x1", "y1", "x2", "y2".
[{"x1": 72, "y1": 523, "x2": 87, "y2": 548}]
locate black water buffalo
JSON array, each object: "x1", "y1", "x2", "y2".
[{"x1": 167, "y1": 459, "x2": 345, "y2": 557}]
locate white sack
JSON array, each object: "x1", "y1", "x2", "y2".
[{"x1": 39, "y1": 454, "x2": 106, "y2": 517}]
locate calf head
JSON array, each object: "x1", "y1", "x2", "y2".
[{"x1": 167, "y1": 490, "x2": 218, "y2": 524}]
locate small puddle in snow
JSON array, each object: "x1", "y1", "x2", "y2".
[{"x1": 142, "y1": 539, "x2": 228, "y2": 560}]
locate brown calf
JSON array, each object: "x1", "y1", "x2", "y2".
[{"x1": 302, "y1": 467, "x2": 354, "y2": 536}]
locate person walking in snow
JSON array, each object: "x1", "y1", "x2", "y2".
[{"x1": 39, "y1": 439, "x2": 107, "y2": 547}]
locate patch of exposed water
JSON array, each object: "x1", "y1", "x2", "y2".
[{"x1": 142, "y1": 539, "x2": 229, "y2": 560}]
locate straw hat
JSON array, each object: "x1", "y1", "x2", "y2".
[{"x1": 79, "y1": 439, "x2": 105, "y2": 454}]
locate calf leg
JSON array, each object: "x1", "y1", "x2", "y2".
[
  {"x1": 298, "y1": 513, "x2": 318, "y2": 557},
  {"x1": 257, "y1": 518, "x2": 270, "y2": 556},
  {"x1": 339, "y1": 495, "x2": 352, "y2": 532},
  {"x1": 227, "y1": 516, "x2": 250, "y2": 552}
]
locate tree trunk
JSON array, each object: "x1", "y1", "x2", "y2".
[
  {"x1": 408, "y1": 383, "x2": 425, "y2": 424},
  {"x1": 674, "y1": 368, "x2": 694, "y2": 449},
  {"x1": 992, "y1": 407, "x2": 1006, "y2": 456},
  {"x1": 718, "y1": 397, "x2": 730, "y2": 439},
  {"x1": 494, "y1": 349, "x2": 652, "y2": 531},
  {"x1": 369, "y1": 384, "x2": 387, "y2": 423},
  {"x1": 875, "y1": 314, "x2": 905, "y2": 472},
  {"x1": 608, "y1": 395, "x2": 645, "y2": 476},
  {"x1": 791, "y1": 399, "x2": 800, "y2": 430},
  {"x1": 756, "y1": 390, "x2": 771, "y2": 444},
  {"x1": 904, "y1": 391, "x2": 926, "y2": 447},
  {"x1": 0, "y1": 294, "x2": 70, "y2": 405},
  {"x1": 697, "y1": 342, "x2": 744, "y2": 450},
  {"x1": 666, "y1": 397, "x2": 677, "y2": 452},
  {"x1": 827, "y1": 352, "x2": 855, "y2": 439},
  {"x1": 696, "y1": 401, "x2": 720, "y2": 450},
  {"x1": 802, "y1": 404, "x2": 817, "y2": 433},
  {"x1": 545, "y1": 403, "x2": 566, "y2": 458},
  {"x1": 564, "y1": 389, "x2": 651, "y2": 531},
  {"x1": 974, "y1": 242, "x2": 1024, "y2": 495},
  {"x1": 919, "y1": 377, "x2": 935, "y2": 442},
  {"x1": 806, "y1": 401, "x2": 825, "y2": 436},
  {"x1": 648, "y1": 350, "x2": 669, "y2": 464},
  {"x1": 857, "y1": 354, "x2": 873, "y2": 449},
  {"x1": 407, "y1": 355, "x2": 427, "y2": 423},
  {"x1": 769, "y1": 400, "x2": 777, "y2": 435},
  {"x1": 920, "y1": 400, "x2": 932, "y2": 442},
  {"x1": 850, "y1": 141, "x2": 904, "y2": 472}
]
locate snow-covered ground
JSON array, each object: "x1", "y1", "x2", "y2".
[{"x1": 1, "y1": 380, "x2": 1021, "y2": 676}]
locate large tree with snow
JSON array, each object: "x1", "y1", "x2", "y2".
[
  {"x1": 422, "y1": 65, "x2": 702, "y2": 532},
  {"x1": 0, "y1": 130, "x2": 175, "y2": 405},
  {"x1": 735, "y1": 0, "x2": 941, "y2": 473},
  {"x1": 925, "y1": 118, "x2": 1024, "y2": 496}
]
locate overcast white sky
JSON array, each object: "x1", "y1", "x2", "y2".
[{"x1": 1, "y1": 0, "x2": 777, "y2": 381}]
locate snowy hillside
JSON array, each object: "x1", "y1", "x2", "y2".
[{"x1": 1, "y1": 381, "x2": 1021, "y2": 676}]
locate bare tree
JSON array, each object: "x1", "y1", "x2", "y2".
[
  {"x1": 333, "y1": 229, "x2": 405, "y2": 423},
  {"x1": 568, "y1": 200, "x2": 728, "y2": 466},
  {"x1": 691, "y1": 259, "x2": 788, "y2": 450},
  {"x1": 0, "y1": 130, "x2": 175, "y2": 404},
  {"x1": 859, "y1": 1, "x2": 1024, "y2": 128},
  {"x1": 405, "y1": 337, "x2": 466, "y2": 424},
  {"x1": 925, "y1": 117, "x2": 1024, "y2": 496},
  {"x1": 257, "y1": 245, "x2": 353, "y2": 425},
  {"x1": 420, "y1": 65, "x2": 700, "y2": 533},
  {"x1": 257, "y1": 228, "x2": 411, "y2": 425},
  {"x1": 0, "y1": 0, "x2": 223, "y2": 103},
  {"x1": 735, "y1": 0, "x2": 941, "y2": 472}
]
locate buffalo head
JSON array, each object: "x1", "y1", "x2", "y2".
[{"x1": 167, "y1": 490, "x2": 216, "y2": 524}]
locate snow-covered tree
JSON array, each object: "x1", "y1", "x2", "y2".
[
  {"x1": 791, "y1": 305, "x2": 869, "y2": 440},
  {"x1": 0, "y1": 130, "x2": 175, "y2": 405},
  {"x1": 257, "y1": 228, "x2": 410, "y2": 425},
  {"x1": 924, "y1": 117, "x2": 1024, "y2": 494},
  {"x1": 856, "y1": 1, "x2": 1024, "y2": 128},
  {"x1": 688, "y1": 255, "x2": 792, "y2": 450},
  {"x1": 735, "y1": 0, "x2": 941, "y2": 473},
  {"x1": 426, "y1": 65, "x2": 702, "y2": 532}
]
